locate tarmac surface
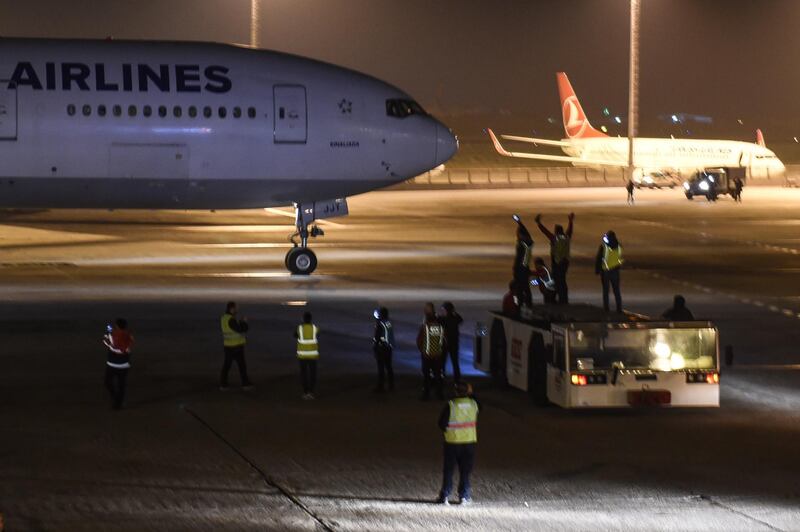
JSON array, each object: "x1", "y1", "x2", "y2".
[{"x1": 1, "y1": 186, "x2": 800, "y2": 531}]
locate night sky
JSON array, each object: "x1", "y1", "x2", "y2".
[{"x1": 1, "y1": 0, "x2": 799, "y2": 140}]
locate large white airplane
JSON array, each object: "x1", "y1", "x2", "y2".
[
  {"x1": 0, "y1": 37, "x2": 458, "y2": 274},
  {"x1": 487, "y1": 72, "x2": 785, "y2": 180}
]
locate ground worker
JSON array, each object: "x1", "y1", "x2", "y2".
[
  {"x1": 532, "y1": 257, "x2": 557, "y2": 304},
  {"x1": 436, "y1": 381, "x2": 480, "y2": 505},
  {"x1": 626, "y1": 179, "x2": 635, "y2": 205},
  {"x1": 595, "y1": 231, "x2": 624, "y2": 313},
  {"x1": 103, "y1": 318, "x2": 134, "y2": 410},
  {"x1": 734, "y1": 176, "x2": 744, "y2": 202},
  {"x1": 662, "y1": 295, "x2": 695, "y2": 320},
  {"x1": 502, "y1": 281, "x2": 520, "y2": 317},
  {"x1": 417, "y1": 302, "x2": 446, "y2": 400},
  {"x1": 535, "y1": 212, "x2": 573, "y2": 303},
  {"x1": 512, "y1": 215, "x2": 534, "y2": 308},
  {"x1": 440, "y1": 301, "x2": 464, "y2": 382},
  {"x1": 295, "y1": 311, "x2": 320, "y2": 400},
  {"x1": 220, "y1": 301, "x2": 254, "y2": 391},
  {"x1": 373, "y1": 306, "x2": 395, "y2": 392}
]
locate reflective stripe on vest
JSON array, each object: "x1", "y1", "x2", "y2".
[
  {"x1": 540, "y1": 266, "x2": 556, "y2": 290},
  {"x1": 602, "y1": 244, "x2": 624, "y2": 271},
  {"x1": 521, "y1": 241, "x2": 532, "y2": 268},
  {"x1": 424, "y1": 323, "x2": 444, "y2": 357},
  {"x1": 221, "y1": 314, "x2": 246, "y2": 347},
  {"x1": 297, "y1": 324, "x2": 319, "y2": 359},
  {"x1": 445, "y1": 397, "x2": 478, "y2": 444},
  {"x1": 378, "y1": 320, "x2": 393, "y2": 346},
  {"x1": 552, "y1": 235, "x2": 570, "y2": 264}
]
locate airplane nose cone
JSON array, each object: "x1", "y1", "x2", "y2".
[{"x1": 435, "y1": 123, "x2": 458, "y2": 166}]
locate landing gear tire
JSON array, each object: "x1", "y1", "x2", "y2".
[
  {"x1": 685, "y1": 193, "x2": 693, "y2": 200},
  {"x1": 286, "y1": 247, "x2": 317, "y2": 275}
]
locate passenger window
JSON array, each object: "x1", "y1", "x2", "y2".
[
  {"x1": 158, "y1": 105, "x2": 167, "y2": 118},
  {"x1": 233, "y1": 106, "x2": 242, "y2": 118},
  {"x1": 247, "y1": 107, "x2": 256, "y2": 119},
  {"x1": 82, "y1": 104, "x2": 91, "y2": 117},
  {"x1": 173, "y1": 106, "x2": 182, "y2": 118},
  {"x1": 188, "y1": 106, "x2": 198, "y2": 118},
  {"x1": 98, "y1": 105, "x2": 107, "y2": 117},
  {"x1": 128, "y1": 105, "x2": 137, "y2": 117},
  {"x1": 113, "y1": 105, "x2": 122, "y2": 117},
  {"x1": 67, "y1": 104, "x2": 76, "y2": 116},
  {"x1": 143, "y1": 105, "x2": 152, "y2": 117},
  {"x1": 218, "y1": 106, "x2": 227, "y2": 119},
  {"x1": 203, "y1": 106, "x2": 212, "y2": 118}
]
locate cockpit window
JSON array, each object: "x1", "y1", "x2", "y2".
[{"x1": 386, "y1": 99, "x2": 427, "y2": 118}]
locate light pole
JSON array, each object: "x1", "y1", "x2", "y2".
[
  {"x1": 627, "y1": 0, "x2": 640, "y2": 180},
  {"x1": 250, "y1": 0, "x2": 261, "y2": 48}
]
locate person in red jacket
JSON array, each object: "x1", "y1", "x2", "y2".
[
  {"x1": 103, "y1": 318, "x2": 134, "y2": 410},
  {"x1": 502, "y1": 281, "x2": 520, "y2": 317}
]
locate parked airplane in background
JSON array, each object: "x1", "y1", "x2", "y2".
[
  {"x1": 487, "y1": 72, "x2": 785, "y2": 181},
  {"x1": 0, "y1": 38, "x2": 457, "y2": 274}
]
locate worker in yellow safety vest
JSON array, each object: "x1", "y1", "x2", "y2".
[
  {"x1": 220, "y1": 301, "x2": 254, "y2": 391},
  {"x1": 294, "y1": 311, "x2": 320, "y2": 399},
  {"x1": 535, "y1": 212, "x2": 574, "y2": 303},
  {"x1": 595, "y1": 231, "x2": 624, "y2": 313},
  {"x1": 436, "y1": 381, "x2": 480, "y2": 505},
  {"x1": 417, "y1": 302, "x2": 446, "y2": 400}
]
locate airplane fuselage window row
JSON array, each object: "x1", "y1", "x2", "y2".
[{"x1": 66, "y1": 104, "x2": 259, "y2": 120}]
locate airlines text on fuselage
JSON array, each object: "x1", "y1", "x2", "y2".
[{"x1": 7, "y1": 62, "x2": 232, "y2": 93}]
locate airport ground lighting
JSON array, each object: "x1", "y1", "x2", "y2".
[
  {"x1": 628, "y1": 0, "x2": 640, "y2": 178},
  {"x1": 251, "y1": 0, "x2": 261, "y2": 48}
]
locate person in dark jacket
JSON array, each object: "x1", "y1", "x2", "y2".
[
  {"x1": 373, "y1": 306, "x2": 395, "y2": 392},
  {"x1": 662, "y1": 295, "x2": 695, "y2": 321},
  {"x1": 103, "y1": 318, "x2": 134, "y2": 410},
  {"x1": 595, "y1": 231, "x2": 624, "y2": 313},
  {"x1": 734, "y1": 177, "x2": 744, "y2": 202},
  {"x1": 626, "y1": 179, "x2": 635, "y2": 204},
  {"x1": 535, "y1": 212, "x2": 574, "y2": 303},
  {"x1": 512, "y1": 220, "x2": 534, "y2": 308},
  {"x1": 440, "y1": 302, "x2": 464, "y2": 382},
  {"x1": 220, "y1": 301, "x2": 253, "y2": 391}
]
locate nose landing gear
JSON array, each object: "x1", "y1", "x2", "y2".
[
  {"x1": 285, "y1": 204, "x2": 324, "y2": 275},
  {"x1": 285, "y1": 246, "x2": 317, "y2": 275},
  {"x1": 281, "y1": 198, "x2": 348, "y2": 275}
]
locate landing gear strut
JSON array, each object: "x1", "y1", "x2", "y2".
[{"x1": 285, "y1": 203, "x2": 323, "y2": 275}]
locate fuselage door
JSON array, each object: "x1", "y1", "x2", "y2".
[
  {"x1": 0, "y1": 82, "x2": 18, "y2": 140},
  {"x1": 273, "y1": 85, "x2": 307, "y2": 143}
]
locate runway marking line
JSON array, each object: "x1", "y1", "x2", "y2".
[
  {"x1": 643, "y1": 270, "x2": 800, "y2": 321},
  {"x1": 622, "y1": 218, "x2": 800, "y2": 258},
  {"x1": 183, "y1": 406, "x2": 335, "y2": 532}
]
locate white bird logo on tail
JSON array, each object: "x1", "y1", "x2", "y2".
[{"x1": 563, "y1": 96, "x2": 586, "y2": 138}]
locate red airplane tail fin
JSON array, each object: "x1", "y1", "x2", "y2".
[
  {"x1": 756, "y1": 129, "x2": 766, "y2": 147},
  {"x1": 557, "y1": 72, "x2": 607, "y2": 139}
]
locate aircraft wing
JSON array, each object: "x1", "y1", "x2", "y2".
[
  {"x1": 500, "y1": 134, "x2": 571, "y2": 148},
  {"x1": 487, "y1": 129, "x2": 627, "y2": 167}
]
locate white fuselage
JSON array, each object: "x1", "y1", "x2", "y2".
[
  {"x1": 563, "y1": 137, "x2": 785, "y2": 177},
  {"x1": 0, "y1": 38, "x2": 456, "y2": 209}
]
